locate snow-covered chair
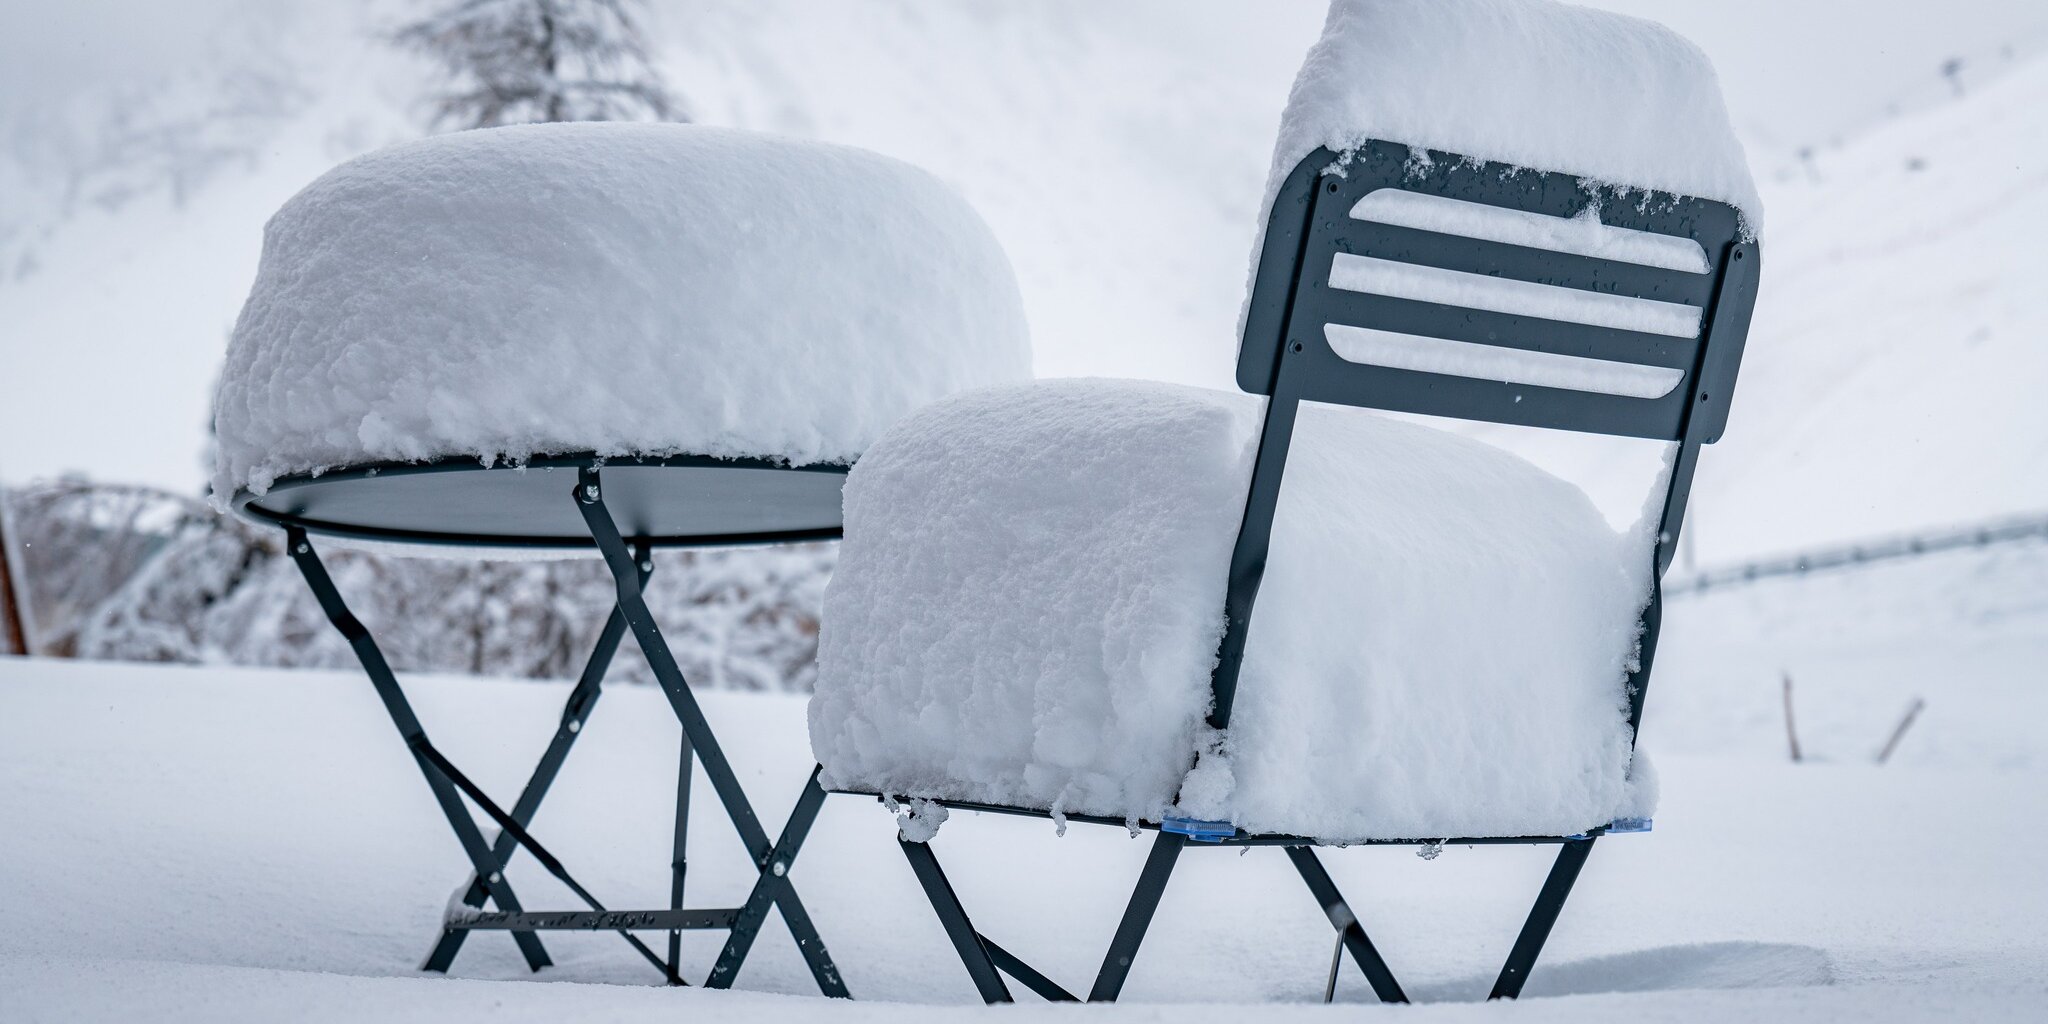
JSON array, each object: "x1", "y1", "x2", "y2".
[
  {"x1": 810, "y1": 0, "x2": 1762, "y2": 1003},
  {"x1": 215, "y1": 122, "x2": 1030, "y2": 988}
]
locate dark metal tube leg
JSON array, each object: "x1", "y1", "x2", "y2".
[
  {"x1": 667, "y1": 724, "x2": 693, "y2": 985},
  {"x1": 706, "y1": 767, "x2": 845, "y2": 995},
  {"x1": 1284, "y1": 846, "x2": 1407, "y2": 1004},
  {"x1": 574, "y1": 474, "x2": 844, "y2": 996},
  {"x1": 426, "y1": 551, "x2": 652, "y2": 973},
  {"x1": 1087, "y1": 831, "x2": 1185, "y2": 1002},
  {"x1": 1490, "y1": 838, "x2": 1597, "y2": 1000},
  {"x1": 898, "y1": 835, "x2": 1012, "y2": 1003},
  {"x1": 284, "y1": 528, "x2": 552, "y2": 973}
]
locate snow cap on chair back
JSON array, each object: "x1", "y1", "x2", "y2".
[
  {"x1": 211, "y1": 123, "x2": 1031, "y2": 506},
  {"x1": 1260, "y1": 0, "x2": 1760, "y2": 240}
]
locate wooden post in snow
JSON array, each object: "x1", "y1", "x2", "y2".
[{"x1": 0, "y1": 479, "x2": 33, "y2": 656}]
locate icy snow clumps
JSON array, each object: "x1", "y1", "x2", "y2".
[
  {"x1": 1264, "y1": 0, "x2": 1761, "y2": 236},
  {"x1": 211, "y1": 123, "x2": 1031, "y2": 504},
  {"x1": 811, "y1": 379, "x2": 1657, "y2": 841}
]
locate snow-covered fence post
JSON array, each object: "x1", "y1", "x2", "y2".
[{"x1": 0, "y1": 480, "x2": 35, "y2": 656}]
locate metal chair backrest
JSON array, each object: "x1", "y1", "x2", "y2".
[{"x1": 1207, "y1": 140, "x2": 1761, "y2": 736}]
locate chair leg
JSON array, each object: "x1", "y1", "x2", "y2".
[
  {"x1": 1489, "y1": 837, "x2": 1597, "y2": 1000},
  {"x1": 1087, "y1": 831, "x2": 1186, "y2": 1002},
  {"x1": 425, "y1": 552, "x2": 651, "y2": 973},
  {"x1": 898, "y1": 835, "x2": 1013, "y2": 1003},
  {"x1": 285, "y1": 529, "x2": 552, "y2": 973},
  {"x1": 1284, "y1": 846, "x2": 1407, "y2": 1003}
]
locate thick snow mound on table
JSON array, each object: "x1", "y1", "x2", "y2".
[
  {"x1": 1264, "y1": 0, "x2": 1759, "y2": 236},
  {"x1": 211, "y1": 123, "x2": 1030, "y2": 503},
  {"x1": 811, "y1": 378, "x2": 1656, "y2": 840}
]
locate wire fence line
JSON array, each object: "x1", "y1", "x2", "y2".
[{"x1": 1668, "y1": 512, "x2": 2048, "y2": 596}]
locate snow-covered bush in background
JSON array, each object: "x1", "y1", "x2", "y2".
[{"x1": 9, "y1": 479, "x2": 832, "y2": 691}]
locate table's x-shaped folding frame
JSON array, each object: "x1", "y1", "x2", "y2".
[{"x1": 280, "y1": 466, "x2": 846, "y2": 994}]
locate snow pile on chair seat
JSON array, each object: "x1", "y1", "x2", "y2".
[
  {"x1": 810, "y1": 378, "x2": 1657, "y2": 841},
  {"x1": 1264, "y1": 0, "x2": 1760, "y2": 236},
  {"x1": 211, "y1": 123, "x2": 1030, "y2": 504}
]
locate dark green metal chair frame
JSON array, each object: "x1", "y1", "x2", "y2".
[
  {"x1": 842, "y1": 140, "x2": 1762, "y2": 1005},
  {"x1": 235, "y1": 454, "x2": 851, "y2": 994}
]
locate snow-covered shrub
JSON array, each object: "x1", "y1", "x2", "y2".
[{"x1": 16, "y1": 478, "x2": 832, "y2": 691}]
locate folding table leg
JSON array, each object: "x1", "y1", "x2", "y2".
[
  {"x1": 425, "y1": 550, "x2": 652, "y2": 973},
  {"x1": 898, "y1": 835, "x2": 1013, "y2": 1003},
  {"x1": 1489, "y1": 837, "x2": 1597, "y2": 1000},
  {"x1": 666, "y1": 725, "x2": 693, "y2": 985},
  {"x1": 573, "y1": 470, "x2": 846, "y2": 996},
  {"x1": 1284, "y1": 846, "x2": 1407, "y2": 1003},
  {"x1": 1087, "y1": 831, "x2": 1186, "y2": 1002},
  {"x1": 285, "y1": 528, "x2": 552, "y2": 973},
  {"x1": 705, "y1": 767, "x2": 840, "y2": 992}
]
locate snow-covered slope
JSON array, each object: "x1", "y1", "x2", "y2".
[{"x1": 1686, "y1": 57, "x2": 2048, "y2": 562}]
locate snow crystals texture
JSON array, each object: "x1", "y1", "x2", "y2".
[
  {"x1": 811, "y1": 378, "x2": 1657, "y2": 841},
  {"x1": 211, "y1": 122, "x2": 1031, "y2": 503}
]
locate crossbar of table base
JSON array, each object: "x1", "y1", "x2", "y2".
[{"x1": 448, "y1": 908, "x2": 741, "y2": 931}]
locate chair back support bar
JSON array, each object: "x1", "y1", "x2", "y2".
[{"x1": 1209, "y1": 140, "x2": 1760, "y2": 731}]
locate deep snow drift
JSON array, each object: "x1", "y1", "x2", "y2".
[
  {"x1": 211, "y1": 123, "x2": 1031, "y2": 503},
  {"x1": 812, "y1": 380, "x2": 1655, "y2": 840}
]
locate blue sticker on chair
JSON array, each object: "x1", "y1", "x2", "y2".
[
  {"x1": 1607, "y1": 817, "x2": 1653, "y2": 834},
  {"x1": 1161, "y1": 817, "x2": 1236, "y2": 842}
]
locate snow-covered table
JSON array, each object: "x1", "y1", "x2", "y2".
[{"x1": 214, "y1": 122, "x2": 1032, "y2": 989}]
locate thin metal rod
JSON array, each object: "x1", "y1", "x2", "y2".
[
  {"x1": 668, "y1": 716, "x2": 693, "y2": 985},
  {"x1": 284, "y1": 528, "x2": 552, "y2": 973},
  {"x1": 412, "y1": 738, "x2": 671, "y2": 977},
  {"x1": 1324, "y1": 934, "x2": 1343, "y2": 1003},
  {"x1": 898, "y1": 835, "x2": 1012, "y2": 1004},
  {"x1": 1088, "y1": 831, "x2": 1186, "y2": 1002},
  {"x1": 448, "y1": 907, "x2": 740, "y2": 931},
  {"x1": 1490, "y1": 837, "x2": 1596, "y2": 1000},
  {"x1": 984, "y1": 937, "x2": 1079, "y2": 1002},
  {"x1": 426, "y1": 547, "x2": 652, "y2": 972},
  {"x1": 1285, "y1": 846, "x2": 1407, "y2": 1003}
]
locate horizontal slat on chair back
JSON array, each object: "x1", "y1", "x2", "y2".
[{"x1": 1239, "y1": 141, "x2": 1755, "y2": 442}]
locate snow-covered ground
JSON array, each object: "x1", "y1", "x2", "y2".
[{"x1": 5, "y1": 557, "x2": 2044, "y2": 1022}]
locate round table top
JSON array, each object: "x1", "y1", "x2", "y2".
[{"x1": 233, "y1": 454, "x2": 848, "y2": 550}]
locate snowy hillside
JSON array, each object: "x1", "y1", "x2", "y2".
[{"x1": 1686, "y1": 56, "x2": 2048, "y2": 562}]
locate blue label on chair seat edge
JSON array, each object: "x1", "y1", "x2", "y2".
[
  {"x1": 1161, "y1": 817, "x2": 1236, "y2": 842},
  {"x1": 1607, "y1": 817, "x2": 1653, "y2": 834}
]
